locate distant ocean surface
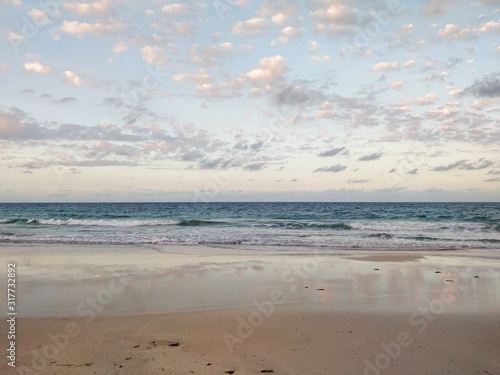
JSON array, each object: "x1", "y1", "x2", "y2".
[{"x1": 0, "y1": 202, "x2": 499, "y2": 250}]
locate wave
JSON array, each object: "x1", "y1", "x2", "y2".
[
  {"x1": 177, "y1": 220, "x2": 227, "y2": 226},
  {"x1": 1, "y1": 234, "x2": 497, "y2": 250},
  {"x1": 366, "y1": 233, "x2": 395, "y2": 239},
  {"x1": 253, "y1": 222, "x2": 352, "y2": 230},
  {"x1": 1, "y1": 218, "x2": 180, "y2": 227},
  {"x1": 349, "y1": 221, "x2": 494, "y2": 233}
]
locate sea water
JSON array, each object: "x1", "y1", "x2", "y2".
[{"x1": 0, "y1": 202, "x2": 498, "y2": 250}]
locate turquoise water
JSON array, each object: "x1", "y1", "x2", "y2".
[{"x1": 0, "y1": 202, "x2": 498, "y2": 249}]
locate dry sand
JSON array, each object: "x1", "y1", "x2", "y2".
[{"x1": 1, "y1": 244, "x2": 499, "y2": 375}]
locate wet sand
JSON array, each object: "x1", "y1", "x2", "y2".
[{"x1": 1, "y1": 244, "x2": 499, "y2": 374}]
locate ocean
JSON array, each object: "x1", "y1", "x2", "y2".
[{"x1": 0, "y1": 202, "x2": 498, "y2": 250}]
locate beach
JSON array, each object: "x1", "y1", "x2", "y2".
[{"x1": 1, "y1": 244, "x2": 499, "y2": 374}]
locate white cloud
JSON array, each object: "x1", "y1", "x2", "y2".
[
  {"x1": 423, "y1": 0, "x2": 451, "y2": 17},
  {"x1": 309, "y1": 40, "x2": 320, "y2": 53},
  {"x1": 112, "y1": 41, "x2": 128, "y2": 54},
  {"x1": 140, "y1": 45, "x2": 165, "y2": 65},
  {"x1": 63, "y1": 1, "x2": 112, "y2": 16},
  {"x1": 6, "y1": 30, "x2": 25, "y2": 41},
  {"x1": 417, "y1": 91, "x2": 439, "y2": 105},
  {"x1": 370, "y1": 62, "x2": 399, "y2": 72},
  {"x1": 281, "y1": 26, "x2": 304, "y2": 38},
  {"x1": 63, "y1": 71, "x2": 82, "y2": 86},
  {"x1": 1, "y1": 0, "x2": 21, "y2": 5},
  {"x1": 161, "y1": 3, "x2": 189, "y2": 16},
  {"x1": 391, "y1": 80, "x2": 405, "y2": 90},
  {"x1": 271, "y1": 13, "x2": 287, "y2": 25},
  {"x1": 232, "y1": 18, "x2": 269, "y2": 36},
  {"x1": 270, "y1": 37, "x2": 288, "y2": 46},
  {"x1": 170, "y1": 22, "x2": 194, "y2": 36},
  {"x1": 309, "y1": 3, "x2": 359, "y2": 36},
  {"x1": 23, "y1": 61, "x2": 52, "y2": 75},
  {"x1": 449, "y1": 89, "x2": 463, "y2": 96},
  {"x1": 26, "y1": 8, "x2": 50, "y2": 25},
  {"x1": 437, "y1": 21, "x2": 500, "y2": 39},
  {"x1": 245, "y1": 55, "x2": 288, "y2": 86},
  {"x1": 60, "y1": 20, "x2": 126, "y2": 37},
  {"x1": 403, "y1": 60, "x2": 416, "y2": 68},
  {"x1": 188, "y1": 42, "x2": 234, "y2": 66},
  {"x1": 0, "y1": 63, "x2": 10, "y2": 72},
  {"x1": 312, "y1": 55, "x2": 331, "y2": 63},
  {"x1": 172, "y1": 71, "x2": 212, "y2": 84}
]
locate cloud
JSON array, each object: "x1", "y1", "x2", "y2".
[
  {"x1": 161, "y1": 3, "x2": 190, "y2": 16},
  {"x1": 273, "y1": 85, "x2": 324, "y2": 107},
  {"x1": 358, "y1": 152, "x2": 382, "y2": 161},
  {"x1": 57, "y1": 97, "x2": 78, "y2": 103},
  {"x1": 281, "y1": 26, "x2": 304, "y2": 38},
  {"x1": 314, "y1": 164, "x2": 347, "y2": 173},
  {"x1": 309, "y1": 3, "x2": 359, "y2": 36},
  {"x1": 63, "y1": 1, "x2": 112, "y2": 16},
  {"x1": 0, "y1": 63, "x2": 10, "y2": 72},
  {"x1": 6, "y1": 30, "x2": 25, "y2": 41},
  {"x1": 0, "y1": 107, "x2": 44, "y2": 139},
  {"x1": 347, "y1": 179, "x2": 370, "y2": 183},
  {"x1": 26, "y1": 8, "x2": 50, "y2": 25},
  {"x1": 463, "y1": 73, "x2": 500, "y2": 98},
  {"x1": 112, "y1": 42, "x2": 128, "y2": 54},
  {"x1": 232, "y1": 18, "x2": 269, "y2": 35},
  {"x1": 140, "y1": 45, "x2": 165, "y2": 65},
  {"x1": 23, "y1": 61, "x2": 52, "y2": 75},
  {"x1": 243, "y1": 162, "x2": 266, "y2": 171},
  {"x1": 188, "y1": 42, "x2": 234, "y2": 66},
  {"x1": 370, "y1": 62, "x2": 399, "y2": 72},
  {"x1": 60, "y1": 20, "x2": 126, "y2": 37},
  {"x1": 390, "y1": 80, "x2": 404, "y2": 90},
  {"x1": 318, "y1": 147, "x2": 347, "y2": 157},
  {"x1": 423, "y1": 0, "x2": 451, "y2": 17},
  {"x1": 403, "y1": 60, "x2": 416, "y2": 68},
  {"x1": 485, "y1": 178, "x2": 500, "y2": 182},
  {"x1": 1, "y1": 0, "x2": 22, "y2": 5},
  {"x1": 407, "y1": 168, "x2": 418, "y2": 175},
  {"x1": 437, "y1": 21, "x2": 500, "y2": 40},
  {"x1": 245, "y1": 55, "x2": 288, "y2": 86},
  {"x1": 432, "y1": 159, "x2": 494, "y2": 171},
  {"x1": 63, "y1": 71, "x2": 82, "y2": 86},
  {"x1": 0, "y1": 107, "x2": 143, "y2": 142}
]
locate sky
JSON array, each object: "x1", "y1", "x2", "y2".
[{"x1": 0, "y1": 0, "x2": 499, "y2": 202}]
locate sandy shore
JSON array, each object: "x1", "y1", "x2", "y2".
[{"x1": 1, "y1": 244, "x2": 499, "y2": 374}]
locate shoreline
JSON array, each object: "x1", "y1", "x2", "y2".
[{"x1": 1, "y1": 244, "x2": 499, "y2": 374}]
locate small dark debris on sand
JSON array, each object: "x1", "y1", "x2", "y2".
[
  {"x1": 374, "y1": 268, "x2": 380, "y2": 271},
  {"x1": 260, "y1": 369, "x2": 274, "y2": 373},
  {"x1": 435, "y1": 271, "x2": 441, "y2": 273},
  {"x1": 474, "y1": 276, "x2": 479, "y2": 278},
  {"x1": 168, "y1": 342, "x2": 180, "y2": 347},
  {"x1": 317, "y1": 288, "x2": 325, "y2": 291},
  {"x1": 225, "y1": 371, "x2": 235, "y2": 374},
  {"x1": 446, "y1": 280, "x2": 455, "y2": 282}
]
